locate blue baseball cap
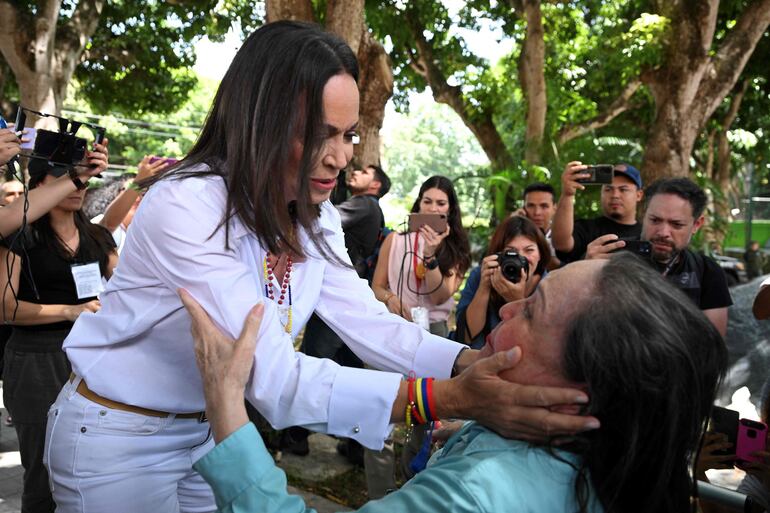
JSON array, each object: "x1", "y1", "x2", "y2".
[{"x1": 614, "y1": 164, "x2": 642, "y2": 189}]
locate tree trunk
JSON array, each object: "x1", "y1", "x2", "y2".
[
  {"x1": 265, "y1": 0, "x2": 313, "y2": 23},
  {"x1": 710, "y1": 80, "x2": 749, "y2": 247},
  {"x1": 265, "y1": 0, "x2": 392, "y2": 170},
  {"x1": 355, "y1": 30, "x2": 392, "y2": 168},
  {"x1": 404, "y1": 6, "x2": 513, "y2": 171},
  {"x1": 517, "y1": 0, "x2": 546, "y2": 165},
  {"x1": 0, "y1": 0, "x2": 104, "y2": 125},
  {"x1": 640, "y1": 0, "x2": 770, "y2": 183}
]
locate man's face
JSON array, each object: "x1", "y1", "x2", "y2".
[
  {"x1": 480, "y1": 260, "x2": 603, "y2": 388},
  {"x1": 523, "y1": 191, "x2": 556, "y2": 231},
  {"x1": 600, "y1": 173, "x2": 642, "y2": 222},
  {"x1": 0, "y1": 181, "x2": 23, "y2": 206},
  {"x1": 641, "y1": 193, "x2": 703, "y2": 263},
  {"x1": 347, "y1": 166, "x2": 378, "y2": 194}
]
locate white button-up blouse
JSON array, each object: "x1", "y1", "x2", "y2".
[{"x1": 64, "y1": 172, "x2": 465, "y2": 448}]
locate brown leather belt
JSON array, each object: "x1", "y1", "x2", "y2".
[{"x1": 72, "y1": 374, "x2": 207, "y2": 422}]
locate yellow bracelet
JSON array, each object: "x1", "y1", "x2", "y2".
[{"x1": 382, "y1": 292, "x2": 394, "y2": 304}]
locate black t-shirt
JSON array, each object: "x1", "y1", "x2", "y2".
[
  {"x1": 336, "y1": 194, "x2": 384, "y2": 277},
  {"x1": 654, "y1": 249, "x2": 733, "y2": 310},
  {"x1": 2, "y1": 225, "x2": 115, "y2": 331},
  {"x1": 557, "y1": 216, "x2": 642, "y2": 263}
]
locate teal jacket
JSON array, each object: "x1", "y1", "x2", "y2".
[{"x1": 195, "y1": 421, "x2": 603, "y2": 513}]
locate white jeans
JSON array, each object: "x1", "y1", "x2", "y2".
[{"x1": 44, "y1": 377, "x2": 216, "y2": 513}]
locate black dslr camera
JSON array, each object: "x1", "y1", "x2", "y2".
[
  {"x1": 15, "y1": 106, "x2": 106, "y2": 170},
  {"x1": 495, "y1": 250, "x2": 530, "y2": 283}
]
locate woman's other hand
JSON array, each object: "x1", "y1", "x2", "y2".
[
  {"x1": 64, "y1": 299, "x2": 101, "y2": 321},
  {"x1": 384, "y1": 294, "x2": 413, "y2": 321},
  {"x1": 695, "y1": 432, "x2": 735, "y2": 479},
  {"x1": 136, "y1": 155, "x2": 170, "y2": 181},
  {"x1": 179, "y1": 288, "x2": 263, "y2": 443}
]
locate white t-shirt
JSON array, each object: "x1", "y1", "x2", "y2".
[{"x1": 67, "y1": 171, "x2": 463, "y2": 449}]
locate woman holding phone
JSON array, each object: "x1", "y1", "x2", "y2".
[
  {"x1": 371, "y1": 175, "x2": 470, "y2": 335},
  {"x1": 45, "y1": 22, "x2": 596, "y2": 513}
]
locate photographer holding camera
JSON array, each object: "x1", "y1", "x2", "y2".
[
  {"x1": 0, "y1": 123, "x2": 108, "y2": 238},
  {"x1": 551, "y1": 161, "x2": 643, "y2": 263},
  {"x1": 0, "y1": 154, "x2": 116, "y2": 513},
  {"x1": 455, "y1": 215, "x2": 550, "y2": 348}
]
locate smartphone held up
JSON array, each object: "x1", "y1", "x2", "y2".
[
  {"x1": 576, "y1": 165, "x2": 614, "y2": 185},
  {"x1": 408, "y1": 213, "x2": 448, "y2": 234}
]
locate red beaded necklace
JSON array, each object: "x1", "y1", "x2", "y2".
[{"x1": 263, "y1": 251, "x2": 293, "y2": 334}]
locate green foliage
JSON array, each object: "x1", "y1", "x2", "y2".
[
  {"x1": 380, "y1": 97, "x2": 490, "y2": 228},
  {"x1": 74, "y1": 0, "x2": 261, "y2": 116},
  {"x1": 64, "y1": 75, "x2": 219, "y2": 168}
]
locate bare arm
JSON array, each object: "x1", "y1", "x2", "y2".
[
  {"x1": 0, "y1": 140, "x2": 109, "y2": 238},
  {"x1": 461, "y1": 261, "x2": 494, "y2": 343},
  {"x1": 99, "y1": 156, "x2": 168, "y2": 232},
  {"x1": 99, "y1": 186, "x2": 139, "y2": 233},
  {"x1": 423, "y1": 265, "x2": 462, "y2": 305},
  {"x1": 371, "y1": 232, "x2": 412, "y2": 320},
  {"x1": 703, "y1": 307, "x2": 728, "y2": 338},
  {"x1": 105, "y1": 251, "x2": 119, "y2": 279},
  {"x1": 551, "y1": 161, "x2": 589, "y2": 253},
  {"x1": 419, "y1": 225, "x2": 461, "y2": 305},
  {"x1": 0, "y1": 247, "x2": 100, "y2": 325}
]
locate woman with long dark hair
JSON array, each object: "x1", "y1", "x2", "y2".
[
  {"x1": 372, "y1": 175, "x2": 470, "y2": 336},
  {"x1": 0, "y1": 154, "x2": 114, "y2": 513},
  {"x1": 45, "y1": 22, "x2": 595, "y2": 512},
  {"x1": 456, "y1": 215, "x2": 550, "y2": 348}
]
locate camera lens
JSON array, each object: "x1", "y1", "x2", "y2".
[{"x1": 747, "y1": 429, "x2": 757, "y2": 439}]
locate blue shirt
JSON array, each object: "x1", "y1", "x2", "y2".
[
  {"x1": 195, "y1": 421, "x2": 602, "y2": 513},
  {"x1": 455, "y1": 265, "x2": 501, "y2": 348}
]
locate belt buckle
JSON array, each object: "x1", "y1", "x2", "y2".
[{"x1": 198, "y1": 412, "x2": 208, "y2": 423}]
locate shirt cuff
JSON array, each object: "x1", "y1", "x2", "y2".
[
  {"x1": 194, "y1": 423, "x2": 271, "y2": 505},
  {"x1": 328, "y1": 366, "x2": 401, "y2": 450},
  {"x1": 412, "y1": 334, "x2": 466, "y2": 379}
]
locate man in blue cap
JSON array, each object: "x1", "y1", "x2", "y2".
[{"x1": 551, "y1": 161, "x2": 644, "y2": 263}]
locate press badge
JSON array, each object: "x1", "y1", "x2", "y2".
[{"x1": 70, "y1": 262, "x2": 104, "y2": 299}]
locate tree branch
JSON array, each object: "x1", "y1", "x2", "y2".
[
  {"x1": 0, "y1": 2, "x2": 33, "y2": 77},
  {"x1": 557, "y1": 77, "x2": 642, "y2": 145},
  {"x1": 694, "y1": 0, "x2": 770, "y2": 128},
  {"x1": 403, "y1": 7, "x2": 512, "y2": 170}
]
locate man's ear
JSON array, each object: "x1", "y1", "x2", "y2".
[
  {"x1": 636, "y1": 188, "x2": 644, "y2": 203},
  {"x1": 692, "y1": 214, "x2": 705, "y2": 234}
]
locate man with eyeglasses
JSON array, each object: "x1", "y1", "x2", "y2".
[{"x1": 551, "y1": 162, "x2": 643, "y2": 263}]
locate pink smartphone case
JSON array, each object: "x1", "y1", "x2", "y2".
[{"x1": 736, "y1": 419, "x2": 768, "y2": 463}]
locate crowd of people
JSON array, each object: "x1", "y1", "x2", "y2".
[{"x1": 0, "y1": 18, "x2": 764, "y2": 513}]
